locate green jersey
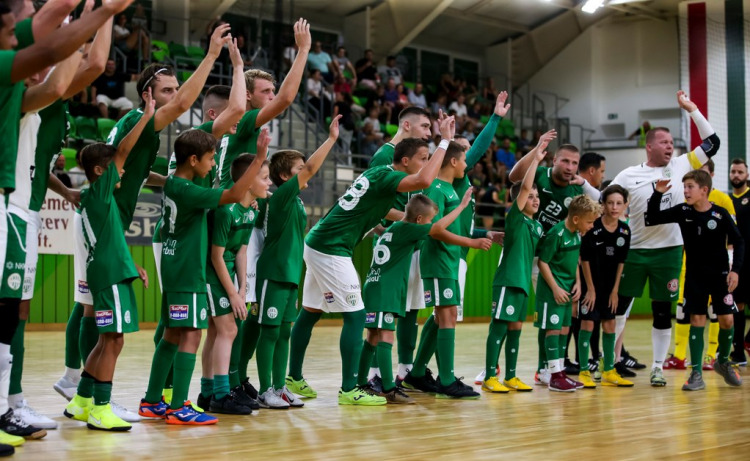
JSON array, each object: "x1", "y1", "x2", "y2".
[
  {"x1": 0, "y1": 50, "x2": 24, "y2": 193},
  {"x1": 256, "y1": 176, "x2": 307, "y2": 285},
  {"x1": 14, "y1": 18, "x2": 34, "y2": 50},
  {"x1": 215, "y1": 109, "x2": 259, "y2": 188},
  {"x1": 107, "y1": 108, "x2": 161, "y2": 229},
  {"x1": 420, "y1": 178, "x2": 461, "y2": 279},
  {"x1": 369, "y1": 142, "x2": 395, "y2": 168},
  {"x1": 30, "y1": 100, "x2": 69, "y2": 212},
  {"x1": 493, "y1": 201, "x2": 544, "y2": 294},
  {"x1": 363, "y1": 221, "x2": 431, "y2": 312},
  {"x1": 81, "y1": 163, "x2": 138, "y2": 293},
  {"x1": 160, "y1": 175, "x2": 223, "y2": 293},
  {"x1": 305, "y1": 165, "x2": 407, "y2": 257},
  {"x1": 206, "y1": 202, "x2": 256, "y2": 285},
  {"x1": 534, "y1": 166, "x2": 583, "y2": 232},
  {"x1": 537, "y1": 219, "x2": 581, "y2": 292}
]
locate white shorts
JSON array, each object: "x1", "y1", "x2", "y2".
[
  {"x1": 96, "y1": 95, "x2": 134, "y2": 112},
  {"x1": 245, "y1": 229, "x2": 264, "y2": 303},
  {"x1": 73, "y1": 212, "x2": 93, "y2": 305},
  {"x1": 21, "y1": 211, "x2": 40, "y2": 300},
  {"x1": 152, "y1": 241, "x2": 162, "y2": 292},
  {"x1": 457, "y1": 258, "x2": 467, "y2": 322},
  {"x1": 405, "y1": 250, "x2": 425, "y2": 312},
  {"x1": 301, "y1": 244, "x2": 364, "y2": 313},
  {"x1": 0, "y1": 198, "x2": 6, "y2": 284}
]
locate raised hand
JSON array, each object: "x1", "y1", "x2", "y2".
[
  {"x1": 494, "y1": 91, "x2": 511, "y2": 118},
  {"x1": 677, "y1": 90, "x2": 698, "y2": 113},
  {"x1": 104, "y1": 0, "x2": 136, "y2": 14},
  {"x1": 537, "y1": 129, "x2": 557, "y2": 151},
  {"x1": 207, "y1": 24, "x2": 232, "y2": 59},
  {"x1": 143, "y1": 88, "x2": 156, "y2": 118},
  {"x1": 328, "y1": 114, "x2": 342, "y2": 140},
  {"x1": 294, "y1": 18, "x2": 311, "y2": 52},
  {"x1": 228, "y1": 38, "x2": 243, "y2": 68},
  {"x1": 81, "y1": 0, "x2": 95, "y2": 18},
  {"x1": 654, "y1": 178, "x2": 671, "y2": 193},
  {"x1": 256, "y1": 127, "x2": 272, "y2": 159},
  {"x1": 439, "y1": 115, "x2": 455, "y2": 140},
  {"x1": 460, "y1": 187, "x2": 473, "y2": 208}
]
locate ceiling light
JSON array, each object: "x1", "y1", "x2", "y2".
[{"x1": 582, "y1": 0, "x2": 604, "y2": 13}]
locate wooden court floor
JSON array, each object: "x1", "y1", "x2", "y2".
[{"x1": 14, "y1": 319, "x2": 750, "y2": 460}]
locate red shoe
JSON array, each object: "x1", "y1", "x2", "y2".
[
  {"x1": 702, "y1": 356, "x2": 715, "y2": 371},
  {"x1": 562, "y1": 372, "x2": 584, "y2": 389},
  {"x1": 548, "y1": 372, "x2": 577, "y2": 392},
  {"x1": 663, "y1": 355, "x2": 686, "y2": 370}
]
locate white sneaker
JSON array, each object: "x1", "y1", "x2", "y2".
[
  {"x1": 474, "y1": 369, "x2": 486, "y2": 385},
  {"x1": 110, "y1": 400, "x2": 141, "y2": 422},
  {"x1": 280, "y1": 386, "x2": 304, "y2": 407},
  {"x1": 12, "y1": 400, "x2": 58, "y2": 429},
  {"x1": 258, "y1": 388, "x2": 289, "y2": 409},
  {"x1": 53, "y1": 376, "x2": 78, "y2": 401},
  {"x1": 534, "y1": 368, "x2": 551, "y2": 385}
]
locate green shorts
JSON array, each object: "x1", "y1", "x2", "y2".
[
  {"x1": 619, "y1": 246, "x2": 682, "y2": 302},
  {"x1": 256, "y1": 278, "x2": 298, "y2": 326},
  {"x1": 0, "y1": 213, "x2": 26, "y2": 299},
  {"x1": 365, "y1": 311, "x2": 398, "y2": 331},
  {"x1": 206, "y1": 282, "x2": 233, "y2": 318},
  {"x1": 533, "y1": 281, "x2": 572, "y2": 331},
  {"x1": 423, "y1": 278, "x2": 460, "y2": 307},
  {"x1": 491, "y1": 286, "x2": 528, "y2": 322},
  {"x1": 93, "y1": 283, "x2": 139, "y2": 334},
  {"x1": 161, "y1": 291, "x2": 209, "y2": 329}
]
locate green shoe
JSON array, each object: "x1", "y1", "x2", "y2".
[
  {"x1": 285, "y1": 376, "x2": 317, "y2": 399},
  {"x1": 64, "y1": 394, "x2": 93, "y2": 422},
  {"x1": 338, "y1": 386, "x2": 386, "y2": 406},
  {"x1": 87, "y1": 404, "x2": 132, "y2": 431}
]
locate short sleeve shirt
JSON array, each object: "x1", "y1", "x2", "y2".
[
  {"x1": 0, "y1": 50, "x2": 24, "y2": 193},
  {"x1": 369, "y1": 142, "x2": 395, "y2": 167},
  {"x1": 493, "y1": 201, "x2": 544, "y2": 294},
  {"x1": 206, "y1": 202, "x2": 256, "y2": 284},
  {"x1": 534, "y1": 166, "x2": 583, "y2": 232},
  {"x1": 537, "y1": 220, "x2": 581, "y2": 292},
  {"x1": 420, "y1": 178, "x2": 462, "y2": 280},
  {"x1": 216, "y1": 109, "x2": 259, "y2": 188}
]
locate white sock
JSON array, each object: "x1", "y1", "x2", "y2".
[
  {"x1": 64, "y1": 367, "x2": 81, "y2": 383},
  {"x1": 549, "y1": 359, "x2": 561, "y2": 374},
  {"x1": 652, "y1": 327, "x2": 672, "y2": 369},
  {"x1": 8, "y1": 393, "x2": 23, "y2": 408},
  {"x1": 397, "y1": 363, "x2": 411, "y2": 379},
  {"x1": 0, "y1": 352, "x2": 12, "y2": 414},
  {"x1": 615, "y1": 315, "x2": 626, "y2": 341},
  {"x1": 367, "y1": 367, "x2": 380, "y2": 380}
]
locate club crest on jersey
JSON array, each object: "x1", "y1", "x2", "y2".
[
  {"x1": 366, "y1": 312, "x2": 376, "y2": 323},
  {"x1": 664, "y1": 167, "x2": 672, "y2": 178},
  {"x1": 707, "y1": 219, "x2": 717, "y2": 230},
  {"x1": 424, "y1": 290, "x2": 432, "y2": 304},
  {"x1": 267, "y1": 307, "x2": 278, "y2": 319},
  {"x1": 169, "y1": 305, "x2": 189, "y2": 320},
  {"x1": 78, "y1": 280, "x2": 90, "y2": 294},
  {"x1": 667, "y1": 279, "x2": 679, "y2": 293},
  {"x1": 743, "y1": 198, "x2": 749, "y2": 205},
  {"x1": 617, "y1": 237, "x2": 625, "y2": 247},
  {"x1": 324, "y1": 292, "x2": 335, "y2": 303},
  {"x1": 384, "y1": 313, "x2": 394, "y2": 324},
  {"x1": 96, "y1": 310, "x2": 114, "y2": 327},
  {"x1": 724, "y1": 294, "x2": 734, "y2": 306},
  {"x1": 564, "y1": 197, "x2": 572, "y2": 207}
]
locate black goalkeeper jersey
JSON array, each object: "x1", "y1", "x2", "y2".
[{"x1": 580, "y1": 217, "x2": 631, "y2": 297}]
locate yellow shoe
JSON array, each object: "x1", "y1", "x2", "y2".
[
  {"x1": 190, "y1": 401, "x2": 204, "y2": 412},
  {"x1": 503, "y1": 377, "x2": 533, "y2": 392},
  {"x1": 163, "y1": 388, "x2": 173, "y2": 406},
  {"x1": 601, "y1": 369, "x2": 634, "y2": 387},
  {"x1": 481, "y1": 376, "x2": 510, "y2": 393},
  {"x1": 87, "y1": 404, "x2": 132, "y2": 432},
  {"x1": 64, "y1": 394, "x2": 93, "y2": 422},
  {"x1": 579, "y1": 371, "x2": 597, "y2": 389},
  {"x1": 0, "y1": 429, "x2": 24, "y2": 447}
]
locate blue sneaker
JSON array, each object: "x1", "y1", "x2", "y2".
[
  {"x1": 165, "y1": 402, "x2": 218, "y2": 426},
  {"x1": 138, "y1": 399, "x2": 169, "y2": 419}
]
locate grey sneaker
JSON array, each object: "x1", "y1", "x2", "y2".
[
  {"x1": 383, "y1": 387, "x2": 415, "y2": 404},
  {"x1": 258, "y1": 388, "x2": 290, "y2": 409},
  {"x1": 681, "y1": 370, "x2": 706, "y2": 391},
  {"x1": 714, "y1": 361, "x2": 743, "y2": 387},
  {"x1": 650, "y1": 367, "x2": 667, "y2": 387}
]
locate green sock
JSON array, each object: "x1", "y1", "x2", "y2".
[
  {"x1": 272, "y1": 322, "x2": 292, "y2": 390},
  {"x1": 93, "y1": 380, "x2": 112, "y2": 406},
  {"x1": 504, "y1": 329, "x2": 522, "y2": 381},
  {"x1": 603, "y1": 332, "x2": 616, "y2": 371},
  {"x1": 288, "y1": 309, "x2": 321, "y2": 380},
  {"x1": 65, "y1": 303, "x2": 83, "y2": 369},
  {"x1": 411, "y1": 315, "x2": 438, "y2": 378},
  {"x1": 200, "y1": 377, "x2": 213, "y2": 398},
  {"x1": 154, "y1": 317, "x2": 165, "y2": 346},
  {"x1": 213, "y1": 374, "x2": 230, "y2": 400},
  {"x1": 144, "y1": 339, "x2": 178, "y2": 403},
  {"x1": 256, "y1": 324, "x2": 280, "y2": 392},
  {"x1": 436, "y1": 328, "x2": 456, "y2": 386},
  {"x1": 228, "y1": 318, "x2": 242, "y2": 388},
  {"x1": 485, "y1": 321, "x2": 508, "y2": 379},
  {"x1": 79, "y1": 316, "x2": 98, "y2": 364},
  {"x1": 689, "y1": 326, "x2": 705, "y2": 374},
  {"x1": 397, "y1": 310, "x2": 419, "y2": 364},
  {"x1": 377, "y1": 342, "x2": 395, "y2": 392},
  {"x1": 545, "y1": 334, "x2": 561, "y2": 372},
  {"x1": 357, "y1": 340, "x2": 376, "y2": 387},
  {"x1": 537, "y1": 328, "x2": 547, "y2": 371},
  {"x1": 238, "y1": 318, "x2": 261, "y2": 382},
  {"x1": 77, "y1": 371, "x2": 95, "y2": 399},
  {"x1": 340, "y1": 310, "x2": 365, "y2": 392},
  {"x1": 717, "y1": 327, "x2": 734, "y2": 364},
  {"x1": 578, "y1": 329, "x2": 592, "y2": 372},
  {"x1": 9, "y1": 319, "x2": 25, "y2": 395},
  {"x1": 172, "y1": 351, "x2": 196, "y2": 408}
]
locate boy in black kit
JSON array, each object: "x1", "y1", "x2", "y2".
[{"x1": 646, "y1": 169, "x2": 744, "y2": 390}]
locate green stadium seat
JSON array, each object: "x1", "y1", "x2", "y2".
[
  {"x1": 74, "y1": 116, "x2": 98, "y2": 141},
  {"x1": 151, "y1": 40, "x2": 169, "y2": 62},
  {"x1": 351, "y1": 95, "x2": 362, "y2": 106},
  {"x1": 187, "y1": 46, "x2": 205, "y2": 60},
  {"x1": 61, "y1": 147, "x2": 77, "y2": 170},
  {"x1": 479, "y1": 115, "x2": 490, "y2": 125},
  {"x1": 168, "y1": 42, "x2": 190, "y2": 59},
  {"x1": 97, "y1": 118, "x2": 117, "y2": 142},
  {"x1": 343, "y1": 69, "x2": 354, "y2": 80},
  {"x1": 178, "y1": 70, "x2": 194, "y2": 82},
  {"x1": 403, "y1": 81, "x2": 415, "y2": 90},
  {"x1": 385, "y1": 123, "x2": 398, "y2": 137}
]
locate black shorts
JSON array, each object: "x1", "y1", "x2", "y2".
[
  {"x1": 683, "y1": 272, "x2": 739, "y2": 318},
  {"x1": 578, "y1": 292, "x2": 629, "y2": 321}
]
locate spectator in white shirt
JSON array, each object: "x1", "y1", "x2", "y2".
[
  {"x1": 448, "y1": 93, "x2": 468, "y2": 117},
  {"x1": 378, "y1": 56, "x2": 402, "y2": 85},
  {"x1": 408, "y1": 82, "x2": 427, "y2": 107}
]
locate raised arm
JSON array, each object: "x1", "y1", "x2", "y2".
[
  {"x1": 114, "y1": 89, "x2": 155, "y2": 172},
  {"x1": 255, "y1": 18, "x2": 311, "y2": 128},
  {"x1": 429, "y1": 188, "x2": 472, "y2": 236},
  {"x1": 22, "y1": 46, "x2": 83, "y2": 112},
  {"x1": 298, "y1": 115, "x2": 340, "y2": 187},
  {"x1": 153, "y1": 24, "x2": 232, "y2": 132},
  {"x1": 465, "y1": 91, "x2": 510, "y2": 170},
  {"x1": 221, "y1": 128, "x2": 270, "y2": 204},
  {"x1": 508, "y1": 128, "x2": 556, "y2": 183},
  {"x1": 211, "y1": 38, "x2": 246, "y2": 139},
  {"x1": 30, "y1": 0, "x2": 80, "y2": 41},
  {"x1": 516, "y1": 130, "x2": 555, "y2": 210},
  {"x1": 396, "y1": 115, "x2": 454, "y2": 192},
  {"x1": 63, "y1": 4, "x2": 113, "y2": 99},
  {"x1": 677, "y1": 90, "x2": 720, "y2": 167}
]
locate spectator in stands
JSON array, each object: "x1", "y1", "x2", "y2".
[
  {"x1": 333, "y1": 92, "x2": 356, "y2": 155},
  {"x1": 283, "y1": 39, "x2": 298, "y2": 74},
  {"x1": 333, "y1": 46, "x2": 357, "y2": 83},
  {"x1": 449, "y1": 93, "x2": 468, "y2": 117},
  {"x1": 460, "y1": 118, "x2": 477, "y2": 143},
  {"x1": 476, "y1": 180, "x2": 506, "y2": 229},
  {"x1": 53, "y1": 155, "x2": 73, "y2": 188},
  {"x1": 306, "y1": 69, "x2": 332, "y2": 117},
  {"x1": 375, "y1": 84, "x2": 393, "y2": 125},
  {"x1": 131, "y1": 3, "x2": 149, "y2": 30},
  {"x1": 494, "y1": 136, "x2": 516, "y2": 170},
  {"x1": 333, "y1": 74, "x2": 352, "y2": 95},
  {"x1": 628, "y1": 120, "x2": 652, "y2": 147},
  {"x1": 355, "y1": 49, "x2": 379, "y2": 89},
  {"x1": 68, "y1": 150, "x2": 88, "y2": 189},
  {"x1": 517, "y1": 128, "x2": 531, "y2": 152},
  {"x1": 440, "y1": 73, "x2": 456, "y2": 98},
  {"x1": 431, "y1": 93, "x2": 448, "y2": 115},
  {"x1": 363, "y1": 107, "x2": 382, "y2": 135},
  {"x1": 468, "y1": 162, "x2": 488, "y2": 189},
  {"x1": 308, "y1": 41, "x2": 335, "y2": 83},
  {"x1": 91, "y1": 59, "x2": 136, "y2": 119},
  {"x1": 467, "y1": 101, "x2": 482, "y2": 122},
  {"x1": 396, "y1": 83, "x2": 409, "y2": 107},
  {"x1": 236, "y1": 33, "x2": 253, "y2": 67},
  {"x1": 482, "y1": 76, "x2": 497, "y2": 102},
  {"x1": 408, "y1": 82, "x2": 426, "y2": 107},
  {"x1": 359, "y1": 122, "x2": 383, "y2": 159},
  {"x1": 113, "y1": 13, "x2": 150, "y2": 60},
  {"x1": 378, "y1": 55, "x2": 402, "y2": 85}
]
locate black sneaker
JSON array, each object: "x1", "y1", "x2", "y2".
[
  {"x1": 0, "y1": 409, "x2": 46, "y2": 439},
  {"x1": 564, "y1": 358, "x2": 580, "y2": 375},
  {"x1": 588, "y1": 358, "x2": 599, "y2": 372},
  {"x1": 368, "y1": 376, "x2": 384, "y2": 395},
  {"x1": 196, "y1": 393, "x2": 211, "y2": 412},
  {"x1": 402, "y1": 368, "x2": 439, "y2": 393},
  {"x1": 615, "y1": 361, "x2": 637, "y2": 378},
  {"x1": 209, "y1": 394, "x2": 252, "y2": 415},
  {"x1": 240, "y1": 378, "x2": 259, "y2": 400},
  {"x1": 730, "y1": 351, "x2": 747, "y2": 366},
  {"x1": 436, "y1": 377, "x2": 480, "y2": 399},
  {"x1": 231, "y1": 385, "x2": 260, "y2": 410},
  {"x1": 0, "y1": 443, "x2": 13, "y2": 457},
  {"x1": 621, "y1": 351, "x2": 646, "y2": 369}
]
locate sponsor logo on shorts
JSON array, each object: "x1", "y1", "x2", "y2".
[
  {"x1": 365, "y1": 312, "x2": 376, "y2": 323},
  {"x1": 667, "y1": 279, "x2": 679, "y2": 293},
  {"x1": 550, "y1": 314, "x2": 560, "y2": 325},
  {"x1": 267, "y1": 307, "x2": 278, "y2": 319},
  {"x1": 200, "y1": 308, "x2": 207, "y2": 320},
  {"x1": 346, "y1": 294, "x2": 358, "y2": 307},
  {"x1": 443, "y1": 288, "x2": 453, "y2": 299},
  {"x1": 96, "y1": 310, "x2": 114, "y2": 327},
  {"x1": 7, "y1": 274, "x2": 21, "y2": 291},
  {"x1": 724, "y1": 294, "x2": 734, "y2": 305},
  {"x1": 384, "y1": 313, "x2": 394, "y2": 324},
  {"x1": 616, "y1": 237, "x2": 625, "y2": 247},
  {"x1": 707, "y1": 219, "x2": 717, "y2": 230},
  {"x1": 124, "y1": 311, "x2": 131, "y2": 324},
  {"x1": 169, "y1": 305, "x2": 189, "y2": 320},
  {"x1": 219, "y1": 297, "x2": 230, "y2": 309},
  {"x1": 324, "y1": 292, "x2": 335, "y2": 303},
  {"x1": 78, "y1": 280, "x2": 90, "y2": 294},
  {"x1": 506, "y1": 305, "x2": 514, "y2": 315},
  {"x1": 424, "y1": 290, "x2": 432, "y2": 304}
]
